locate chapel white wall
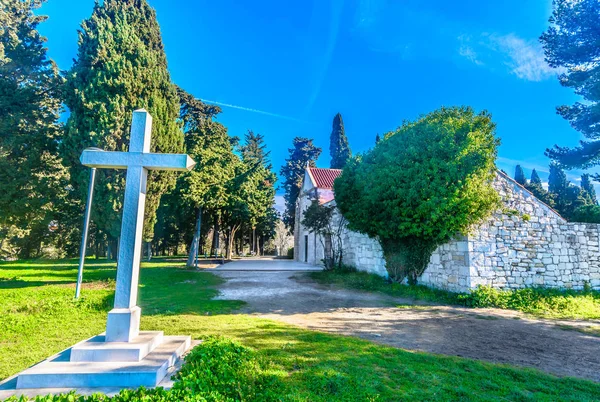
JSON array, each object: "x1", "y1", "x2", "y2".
[{"x1": 295, "y1": 170, "x2": 324, "y2": 265}]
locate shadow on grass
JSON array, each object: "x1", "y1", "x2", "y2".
[
  {"x1": 0, "y1": 259, "x2": 117, "y2": 270},
  {"x1": 0, "y1": 279, "x2": 74, "y2": 289},
  {"x1": 138, "y1": 268, "x2": 244, "y2": 316},
  {"x1": 142, "y1": 314, "x2": 600, "y2": 401}
]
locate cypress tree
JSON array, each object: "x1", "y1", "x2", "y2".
[
  {"x1": 580, "y1": 174, "x2": 597, "y2": 205},
  {"x1": 0, "y1": 0, "x2": 67, "y2": 257},
  {"x1": 514, "y1": 165, "x2": 527, "y2": 186},
  {"x1": 61, "y1": 0, "x2": 184, "y2": 246},
  {"x1": 525, "y1": 169, "x2": 553, "y2": 208},
  {"x1": 330, "y1": 113, "x2": 351, "y2": 169},
  {"x1": 530, "y1": 169, "x2": 543, "y2": 187},
  {"x1": 547, "y1": 163, "x2": 586, "y2": 219},
  {"x1": 280, "y1": 137, "x2": 322, "y2": 232},
  {"x1": 548, "y1": 164, "x2": 569, "y2": 212}
]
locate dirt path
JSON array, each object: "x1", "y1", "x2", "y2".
[{"x1": 214, "y1": 262, "x2": 600, "y2": 382}]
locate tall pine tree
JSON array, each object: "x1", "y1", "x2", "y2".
[
  {"x1": 61, "y1": 0, "x2": 184, "y2": 250},
  {"x1": 280, "y1": 137, "x2": 322, "y2": 232},
  {"x1": 241, "y1": 130, "x2": 270, "y2": 167},
  {"x1": 182, "y1": 121, "x2": 236, "y2": 264},
  {"x1": 514, "y1": 165, "x2": 527, "y2": 186},
  {"x1": 542, "y1": 0, "x2": 600, "y2": 172},
  {"x1": 237, "y1": 130, "x2": 277, "y2": 255},
  {"x1": 0, "y1": 0, "x2": 67, "y2": 258},
  {"x1": 329, "y1": 113, "x2": 351, "y2": 169}
]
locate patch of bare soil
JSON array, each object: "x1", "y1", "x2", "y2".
[{"x1": 215, "y1": 269, "x2": 600, "y2": 382}]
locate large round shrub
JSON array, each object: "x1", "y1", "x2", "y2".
[{"x1": 334, "y1": 106, "x2": 500, "y2": 284}]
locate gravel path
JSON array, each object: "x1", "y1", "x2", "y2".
[{"x1": 214, "y1": 259, "x2": 600, "y2": 382}]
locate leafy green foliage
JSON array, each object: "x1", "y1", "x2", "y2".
[
  {"x1": 541, "y1": 0, "x2": 600, "y2": 172},
  {"x1": 311, "y1": 270, "x2": 600, "y2": 320},
  {"x1": 525, "y1": 169, "x2": 553, "y2": 207},
  {"x1": 238, "y1": 131, "x2": 277, "y2": 231},
  {"x1": 61, "y1": 0, "x2": 184, "y2": 243},
  {"x1": 580, "y1": 173, "x2": 597, "y2": 205},
  {"x1": 301, "y1": 201, "x2": 345, "y2": 269},
  {"x1": 222, "y1": 131, "x2": 277, "y2": 257},
  {"x1": 171, "y1": 337, "x2": 285, "y2": 401},
  {"x1": 302, "y1": 202, "x2": 336, "y2": 235},
  {"x1": 280, "y1": 137, "x2": 322, "y2": 233},
  {"x1": 335, "y1": 106, "x2": 499, "y2": 284},
  {"x1": 572, "y1": 204, "x2": 600, "y2": 224},
  {"x1": 0, "y1": 0, "x2": 68, "y2": 258},
  {"x1": 548, "y1": 163, "x2": 589, "y2": 220},
  {"x1": 182, "y1": 119, "x2": 234, "y2": 212},
  {"x1": 182, "y1": 119, "x2": 236, "y2": 261},
  {"x1": 329, "y1": 113, "x2": 351, "y2": 169},
  {"x1": 459, "y1": 286, "x2": 600, "y2": 319}
]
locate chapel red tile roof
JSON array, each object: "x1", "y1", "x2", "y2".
[{"x1": 308, "y1": 167, "x2": 342, "y2": 189}]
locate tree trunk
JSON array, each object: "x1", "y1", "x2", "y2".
[
  {"x1": 146, "y1": 242, "x2": 152, "y2": 261},
  {"x1": 226, "y1": 226, "x2": 238, "y2": 260},
  {"x1": 324, "y1": 234, "x2": 333, "y2": 269},
  {"x1": 108, "y1": 239, "x2": 118, "y2": 261},
  {"x1": 187, "y1": 207, "x2": 202, "y2": 267},
  {"x1": 210, "y1": 217, "x2": 220, "y2": 257}
]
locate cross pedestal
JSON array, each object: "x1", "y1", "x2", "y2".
[{"x1": 8, "y1": 110, "x2": 197, "y2": 392}]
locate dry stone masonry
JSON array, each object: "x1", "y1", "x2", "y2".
[
  {"x1": 468, "y1": 173, "x2": 600, "y2": 292},
  {"x1": 297, "y1": 169, "x2": 600, "y2": 293}
]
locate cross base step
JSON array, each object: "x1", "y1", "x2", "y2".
[
  {"x1": 70, "y1": 331, "x2": 164, "y2": 362},
  {"x1": 14, "y1": 335, "x2": 191, "y2": 389}
]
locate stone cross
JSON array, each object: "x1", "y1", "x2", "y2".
[{"x1": 80, "y1": 109, "x2": 195, "y2": 343}]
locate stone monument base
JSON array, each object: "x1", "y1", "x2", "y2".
[{"x1": 5, "y1": 332, "x2": 191, "y2": 391}]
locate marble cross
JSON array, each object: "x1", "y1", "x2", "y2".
[{"x1": 80, "y1": 109, "x2": 195, "y2": 342}]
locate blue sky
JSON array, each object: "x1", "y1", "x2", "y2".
[{"x1": 39, "y1": 0, "x2": 593, "y2": 207}]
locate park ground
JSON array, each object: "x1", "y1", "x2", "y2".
[
  {"x1": 1, "y1": 258, "x2": 600, "y2": 401},
  {"x1": 214, "y1": 259, "x2": 600, "y2": 382}
]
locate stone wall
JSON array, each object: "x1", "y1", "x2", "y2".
[
  {"x1": 309, "y1": 172, "x2": 600, "y2": 293},
  {"x1": 340, "y1": 227, "x2": 386, "y2": 276},
  {"x1": 340, "y1": 221, "x2": 473, "y2": 293},
  {"x1": 468, "y1": 173, "x2": 600, "y2": 291}
]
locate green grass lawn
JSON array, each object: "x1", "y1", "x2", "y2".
[
  {"x1": 1, "y1": 259, "x2": 600, "y2": 401},
  {"x1": 310, "y1": 270, "x2": 600, "y2": 320}
]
